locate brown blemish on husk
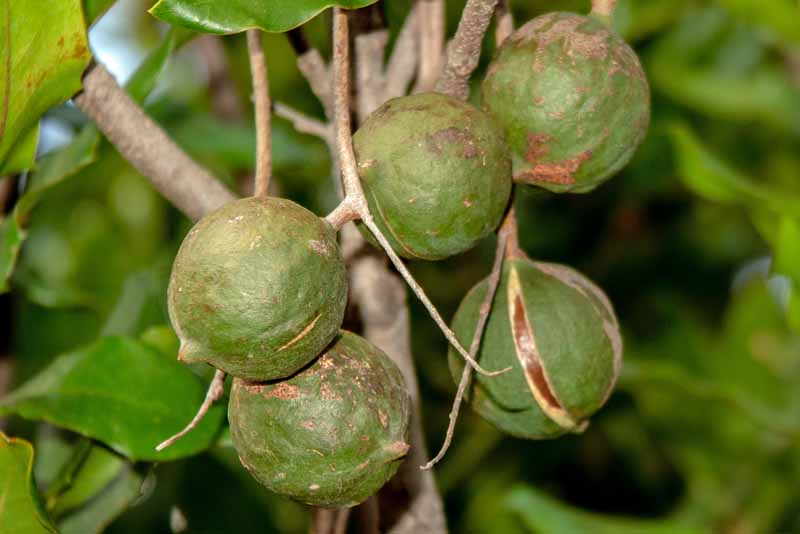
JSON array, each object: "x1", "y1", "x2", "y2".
[
  {"x1": 507, "y1": 268, "x2": 578, "y2": 429},
  {"x1": 384, "y1": 441, "x2": 411, "y2": 458},
  {"x1": 525, "y1": 133, "x2": 553, "y2": 162},
  {"x1": 517, "y1": 150, "x2": 591, "y2": 185},
  {"x1": 308, "y1": 239, "x2": 330, "y2": 256},
  {"x1": 263, "y1": 382, "x2": 301, "y2": 400},
  {"x1": 425, "y1": 127, "x2": 480, "y2": 159},
  {"x1": 277, "y1": 314, "x2": 321, "y2": 352}
]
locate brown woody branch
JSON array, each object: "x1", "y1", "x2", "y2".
[
  {"x1": 75, "y1": 64, "x2": 236, "y2": 221},
  {"x1": 435, "y1": 0, "x2": 499, "y2": 100}
]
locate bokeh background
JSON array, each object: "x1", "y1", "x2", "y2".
[{"x1": 2, "y1": 0, "x2": 800, "y2": 532}]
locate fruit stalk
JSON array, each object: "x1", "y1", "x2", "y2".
[
  {"x1": 423, "y1": 227, "x2": 510, "y2": 469},
  {"x1": 155, "y1": 369, "x2": 226, "y2": 451},
  {"x1": 246, "y1": 29, "x2": 272, "y2": 197},
  {"x1": 423, "y1": 2, "x2": 520, "y2": 469}
]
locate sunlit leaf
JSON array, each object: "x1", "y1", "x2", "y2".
[
  {"x1": 0, "y1": 0, "x2": 91, "y2": 172},
  {"x1": 150, "y1": 0, "x2": 379, "y2": 34},
  {"x1": 0, "y1": 432, "x2": 58, "y2": 533},
  {"x1": 0, "y1": 337, "x2": 225, "y2": 461}
]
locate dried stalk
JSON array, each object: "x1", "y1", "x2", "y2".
[
  {"x1": 246, "y1": 29, "x2": 272, "y2": 197},
  {"x1": 156, "y1": 369, "x2": 226, "y2": 451}
]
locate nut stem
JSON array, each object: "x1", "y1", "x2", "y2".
[{"x1": 155, "y1": 369, "x2": 226, "y2": 452}]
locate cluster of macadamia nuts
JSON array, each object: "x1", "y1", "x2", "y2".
[{"x1": 166, "y1": 7, "x2": 647, "y2": 507}]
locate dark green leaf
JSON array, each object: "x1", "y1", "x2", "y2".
[
  {"x1": 0, "y1": 0, "x2": 92, "y2": 172},
  {"x1": 0, "y1": 432, "x2": 58, "y2": 533},
  {"x1": 0, "y1": 337, "x2": 225, "y2": 461},
  {"x1": 150, "y1": 0, "x2": 379, "y2": 34},
  {"x1": 506, "y1": 486, "x2": 705, "y2": 534}
]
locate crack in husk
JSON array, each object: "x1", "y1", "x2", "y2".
[{"x1": 507, "y1": 266, "x2": 579, "y2": 430}]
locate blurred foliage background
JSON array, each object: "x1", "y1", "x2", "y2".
[{"x1": 1, "y1": 0, "x2": 800, "y2": 532}]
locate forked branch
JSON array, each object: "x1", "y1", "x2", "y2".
[{"x1": 328, "y1": 8, "x2": 508, "y2": 378}]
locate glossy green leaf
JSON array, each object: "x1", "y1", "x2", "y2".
[
  {"x1": 506, "y1": 486, "x2": 705, "y2": 534},
  {"x1": 0, "y1": 124, "x2": 39, "y2": 176},
  {"x1": 0, "y1": 337, "x2": 225, "y2": 461},
  {"x1": 0, "y1": 0, "x2": 92, "y2": 172},
  {"x1": 149, "y1": 0, "x2": 379, "y2": 34},
  {"x1": 0, "y1": 433, "x2": 58, "y2": 533}
]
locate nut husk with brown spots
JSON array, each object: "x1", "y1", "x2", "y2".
[
  {"x1": 168, "y1": 196, "x2": 347, "y2": 381},
  {"x1": 448, "y1": 256, "x2": 622, "y2": 439},
  {"x1": 482, "y1": 11, "x2": 650, "y2": 193},
  {"x1": 229, "y1": 331, "x2": 411, "y2": 507}
]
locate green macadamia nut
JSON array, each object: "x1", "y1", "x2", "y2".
[
  {"x1": 168, "y1": 196, "x2": 347, "y2": 381},
  {"x1": 353, "y1": 92, "x2": 512, "y2": 260},
  {"x1": 448, "y1": 256, "x2": 622, "y2": 439},
  {"x1": 482, "y1": 12, "x2": 650, "y2": 193},
  {"x1": 229, "y1": 331, "x2": 411, "y2": 507}
]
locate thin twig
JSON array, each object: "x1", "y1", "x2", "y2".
[
  {"x1": 435, "y1": 0, "x2": 499, "y2": 100},
  {"x1": 194, "y1": 36, "x2": 244, "y2": 120},
  {"x1": 297, "y1": 49, "x2": 333, "y2": 118},
  {"x1": 384, "y1": 2, "x2": 421, "y2": 99},
  {"x1": 75, "y1": 65, "x2": 236, "y2": 221},
  {"x1": 274, "y1": 103, "x2": 332, "y2": 141},
  {"x1": 247, "y1": 29, "x2": 272, "y2": 197},
  {"x1": 355, "y1": 29, "x2": 389, "y2": 122},
  {"x1": 414, "y1": 0, "x2": 445, "y2": 93},
  {"x1": 156, "y1": 369, "x2": 226, "y2": 451},
  {"x1": 422, "y1": 229, "x2": 509, "y2": 470}
]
